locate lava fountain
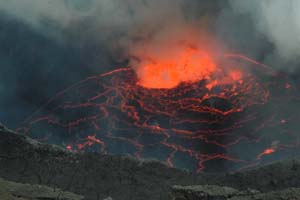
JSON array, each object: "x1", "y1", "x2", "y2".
[{"x1": 18, "y1": 32, "x2": 300, "y2": 173}]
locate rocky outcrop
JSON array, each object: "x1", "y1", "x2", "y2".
[
  {"x1": 0, "y1": 177, "x2": 83, "y2": 200},
  {"x1": 0, "y1": 123, "x2": 199, "y2": 200},
  {"x1": 1, "y1": 123, "x2": 300, "y2": 200},
  {"x1": 171, "y1": 185, "x2": 246, "y2": 200},
  {"x1": 170, "y1": 185, "x2": 300, "y2": 200}
]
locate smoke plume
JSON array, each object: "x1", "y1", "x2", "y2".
[{"x1": 228, "y1": 0, "x2": 300, "y2": 69}]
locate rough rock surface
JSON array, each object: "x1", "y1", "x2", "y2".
[
  {"x1": 171, "y1": 185, "x2": 243, "y2": 200},
  {"x1": 0, "y1": 123, "x2": 200, "y2": 200},
  {"x1": 0, "y1": 177, "x2": 83, "y2": 200},
  {"x1": 1, "y1": 123, "x2": 300, "y2": 200},
  {"x1": 170, "y1": 185, "x2": 300, "y2": 200}
]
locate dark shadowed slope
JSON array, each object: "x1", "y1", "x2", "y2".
[{"x1": 1, "y1": 123, "x2": 300, "y2": 200}]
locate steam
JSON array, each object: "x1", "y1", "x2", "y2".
[
  {"x1": 0, "y1": 0, "x2": 216, "y2": 59},
  {"x1": 0, "y1": 0, "x2": 220, "y2": 77},
  {"x1": 229, "y1": 0, "x2": 300, "y2": 62},
  {"x1": 0, "y1": 0, "x2": 185, "y2": 39},
  {"x1": 1, "y1": 0, "x2": 300, "y2": 65},
  {"x1": 0, "y1": 0, "x2": 82, "y2": 29}
]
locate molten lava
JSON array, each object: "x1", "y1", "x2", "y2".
[
  {"x1": 17, "y1": 35, "x2": 300, "y2": 173},
  {"x1": 135, "y1": 45, "x2": 217, "y2": 89},
  {"x1": 129, "y1": 26, "x2": 223, "y2": 89}
]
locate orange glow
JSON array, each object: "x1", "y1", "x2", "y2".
[
  {"x1": 135, "y1": 47, "x2": 217, "y2": 89},
  {"x1": 229, "y1": 70, "x2": 242, "y2": 81},
  {"x1": 129, "y1": 27, "x2": 251, "y2": 90},
  {"x1": 257, "y1": 148, "x2": 276, "y2": 160},
  {"x1": 129, "y1": 25, "x2": 221, "y2": 89},
  {"x1": 206, "y1": 80, "x2": 219, "y2": 90},
  {"x1": 264, "y1": 148, "x2": 275, "y2": 154}
]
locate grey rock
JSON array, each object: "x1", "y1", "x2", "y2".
[
  {"x1": 171, "y1": 185, "x2": 300, "y2": 200},
  {"x1": 0, "y1": 177, "x2": 83, "y2": 200},
  {"x1": 171, "y1": 185, "x2": 241, "y2": 200}
]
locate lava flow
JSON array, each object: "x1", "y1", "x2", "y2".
[{"x1": 17, "y1": 43, "x2": 300, "y2": 173}]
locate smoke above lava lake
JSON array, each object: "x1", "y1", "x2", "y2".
[
  {"x1": 127, "y1": 24, "x2": 248, "y2": 90},
  {"x1": 128, "y1": 26, "x2": 219, "y2": 89}
]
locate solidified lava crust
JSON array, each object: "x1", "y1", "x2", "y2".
[{"x1": 17, "y1": 57, "x2": 300, "y2": 173}]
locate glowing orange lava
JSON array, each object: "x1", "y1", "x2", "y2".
[
  {"x1": 135, "y1": 46, "x2": 217, "y2": 89},
  {"x1": 257, "y1": 148, "x2": 276, "y2": 160},
  {"x1": 129, "y1": 26, "x2": 221, "y2": 89},
  {"x1": 229, "y1": 70, "x2": 243, "y2": 81}
]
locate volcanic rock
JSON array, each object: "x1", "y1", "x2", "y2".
[
  {"x1": 0, "y1": 123, "x2": 199, "y2": 200},
  {"x1": 1, "y1": 123, "x2": 300, "y2": 200},
  {"x1": 0, "y1": 177, "x2": 83, "y2": 200},
  {"x1": 170, "y1": 185, "x2": 300, "y2": 200}
]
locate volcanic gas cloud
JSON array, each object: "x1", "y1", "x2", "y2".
[
  {"x1": 128, "y1": 26, "x2": 248, "y2": 92},
  {"x1": 129, "y1": 28, "x2": 218, "y2": 89},
  {"x1": 18, "y1": 28, "x2": 300, "y2": 173}
]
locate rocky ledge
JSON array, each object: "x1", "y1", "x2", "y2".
[
  {"x1": 1, "y1": 123, "x2": 300, "y2": 200},
  {"x1": 170, "y1": 185, "x2": 300, "y2": 200},
  {"x1": 0, "y1": 177, "x2": 83, "y2": 200}
]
